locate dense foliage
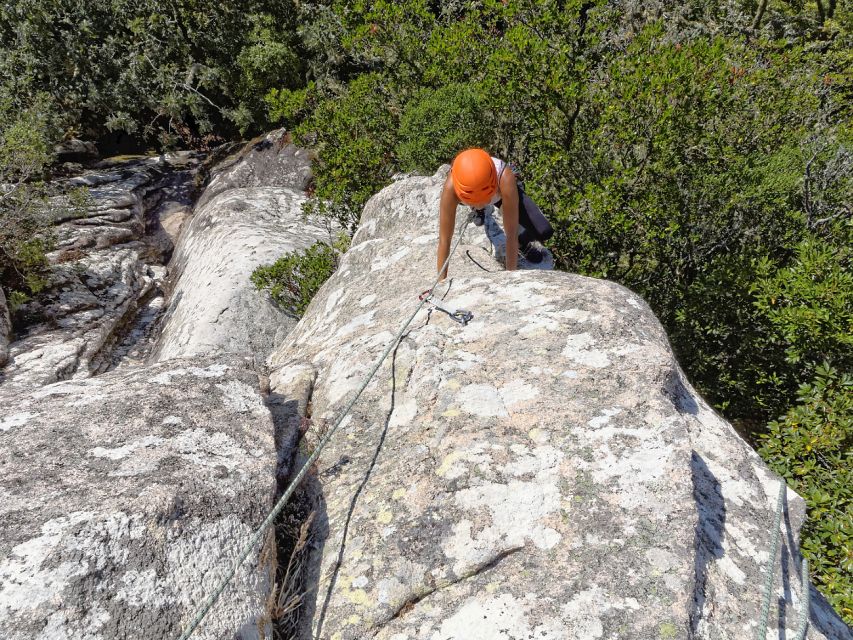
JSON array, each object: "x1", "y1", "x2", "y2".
[
  {"x1": 265, "y1": 0, "x2": 852, "y2": 621},
  {"x1": 0, "y1": 0, "x2": 303, "y2": 147},
  {"x1": 759, "y1": 365, "x2": 852, "y2": 619}
]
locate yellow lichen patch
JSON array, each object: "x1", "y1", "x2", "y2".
[
  {"x1": 444, "y1": 378, "x2": 461, "y2": 390},
  {"x1": 377, "y1": 509, "x2": 393, "y2": 524},
  {"x1": 331, "y1": 634, "x2": 342, "y2": 640},
  {"x1": 347, "y1": 588, "x2": 371, "y2": 606},
  {"x1": 486, "y1": 581, "x2": 500, "y2": 593},
  {"x1": 436, "y1": 451, "x2": 462, "y2": 476},
  {"x1": 347, "y1": 615, "x2": 362, "y2": 625},
  {"x1": 441, "y1": 408, "x2": 460, "y2": 417},
  {"x1": 392, "y1": 488, "x2": 406, "y2": 500}
]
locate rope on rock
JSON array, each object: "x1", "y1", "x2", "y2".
[
  {"x1": 796, "y1": 559, "x2": 811, "y2": 640},
  {"x1": 756, "y1": 481, "x2": 811, "y2": 640},
  {"x1": 756, "y1": 482, "x2": 786, "y2": 640},
  {"x1": 176, "y1": 211, "x2": 474, "y2": 640}
]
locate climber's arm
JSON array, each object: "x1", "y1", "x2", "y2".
[
  {"x1": 437, "y1": 175, "x2": 458, "y2": 281},
  {"x1": 500, "y1": 168, "x2": 519, "y2": 271}
]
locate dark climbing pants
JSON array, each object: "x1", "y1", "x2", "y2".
[
  {"x1": 496, "y1": 183, "x2": 554, "y2": 246},
  {"x1": 516, "y1": 183, "x2": 553, "y2": 246}
]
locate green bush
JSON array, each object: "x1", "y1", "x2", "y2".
[
  {"x1": 397, "y1": 83, "x2": 489, "y2": 173},
  {"x1": 0, "y1": 94, "x2": 57, "y2": 305},
  {"x1": 251, "y1": 236, "x2": 349, "y2": 317},
  {"x1": 0, "y1": 0, "x2": 303, "y2": 145},
  {"x1": 290, "y1": 73, "x2": 401, "y2": 231},
  {"x1": 759, "y1": 365, "x2": 853, "y2": 623}
]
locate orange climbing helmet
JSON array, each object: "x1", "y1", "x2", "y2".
[{"x1": 451, "y1": 148, "x2": 497, "y2": 205}]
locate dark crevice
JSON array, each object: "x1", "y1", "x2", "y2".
[
  {"x1": 262, "y1": 365, "x2": 325, "y2": 639},
  {"x1": 379, "y1": 545, "x2": 525, "y2": 631}
]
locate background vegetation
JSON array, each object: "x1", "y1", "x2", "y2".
[{"x1": 1, "y1": 0, "x2": 850, "y2": 623}]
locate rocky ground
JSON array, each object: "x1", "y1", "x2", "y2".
[{"x1": 0, "y1": 131, "x2": 324, "y2": 639}]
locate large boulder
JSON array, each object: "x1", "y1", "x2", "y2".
[
  {"x1": 0, "y1": 355, "x2": 278, "y2": 640},
  {"x1": 197, "y1": 129, "x2": 313, "y2": 209},
  {"x1": 152, "y1": 140, "x2": 327, "y2": 366},
  {"x1": 269, "y1": 168, "x2": 852, "y2": 639}
]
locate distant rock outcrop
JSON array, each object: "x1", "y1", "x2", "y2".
[
  {"x1": 153, "y1": 131, "x2": 330, "y2": 366},
  {"x1": 1, "y1": 153, "x2": 202, "y2": 389},
  {"x1": 268, "y1": 168, "x2": 852, "y2": 640}
]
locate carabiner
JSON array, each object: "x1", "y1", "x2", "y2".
[{"x1": 418, "y1": 289, "x2": 474, "y2": 326}]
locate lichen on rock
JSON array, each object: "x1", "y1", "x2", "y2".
[{"x1": 269, "y1": 167, "x2": 852, "y2": 640}]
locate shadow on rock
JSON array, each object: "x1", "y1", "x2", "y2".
[{"x1": 691, "y1": 452, "x2": 726, "y2": 633}]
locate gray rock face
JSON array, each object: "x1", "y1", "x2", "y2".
[
  {"x1": 0, "y1": 356, "x2": 278, "y2": 640},
  {"x1": 54, "y1": 138, "x2": 98, "y2": 164},
  {"x1": 269, "y1": 168, "x2": 852, "y2": 640},
  {"x1": 2, "y1": 155, "x2": 202, "y2": 389},
  {"x1": 153, "y1": 148, "x2": 329, "y2": 365},
  {"x1": 198, "y1": 130, "x2": 313, "y2": 209}
]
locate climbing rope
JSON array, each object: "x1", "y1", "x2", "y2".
[
  {"x1": 756, "y1": 481, "x2": 811, "y2": 640},
  {"x1": 796, "y1": 559, "x2": 810, "y2": 640},
  {"x1": 176, "y1": 211, "x2": 475, "y2": 640},
  {"x1": 756, "y1": 482, "x2": 786, "y2": 640}
]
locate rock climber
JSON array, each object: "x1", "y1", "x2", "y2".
[{"x1": 437, "y1": 147, "x2": 553, "y2": 280}]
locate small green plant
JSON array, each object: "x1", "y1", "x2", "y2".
[
  {"x1": 0, "y1": 93, "x2": 58, "y2": 306},
  {"x1": 251, "y1": 234, "x2": 350, "y2": 318},
  {"x1": 759, "y1": 364, "x2": 853, "y2": 624}
]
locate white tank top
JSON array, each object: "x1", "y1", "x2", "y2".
[{"x1": 488, "y1": 157, "x2": 507, "y2": 206}]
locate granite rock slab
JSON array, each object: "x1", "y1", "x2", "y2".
[
  {"x1": 152, "y1": 185, "x2": 333, "y2": 365},
  {"x1": 269, "y1": 168, "x2": 852, "y2": 640}
]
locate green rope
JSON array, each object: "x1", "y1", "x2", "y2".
[
  {"x1": 176, "y1": 211, "x2": 474, "y2": 640},
  {"x1": 795, "y1": 558, "x2": 810, "y2": 640},
  {"x1": 756, "y1": 481, "x2": 786, "y2": 640}
]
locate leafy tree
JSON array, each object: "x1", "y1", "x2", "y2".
[
  {"x1": 397, "y1": 83, "x2": 489, "y2": 173},
  {"x1": 0, "y1": 0, "x2": 303, "y2": 146},
  {"x1": 292, "y1": 73, "x2": 401, "y2": 230}
]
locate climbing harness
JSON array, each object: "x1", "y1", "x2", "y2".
[
  {"x1": 176, "y1": 211, "x2": 475, "y2": 640},
  {"x1": 418, "y1": 288, "x2": 473, "y2": 325},
  {"x1": 755, "y1": 481, "x2": 811, "y2": 640}
]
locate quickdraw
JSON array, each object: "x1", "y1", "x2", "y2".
[{"x1": 418, "y1": 289, "x2": 474, "y2": 326}]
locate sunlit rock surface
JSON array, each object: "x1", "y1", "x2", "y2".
[
  {"x1": 269, "y1": 167, "x2": 852, "y2": 640},
  {"x1": 197, "y1": 129, "x2": 313, "y2": 209},
  {"x1": 152, "y1": 130, "x2": 328, "y2": 366},
  {"x1": 0, "y1": 356, "x2": 277, "y2": 640},
  {"x1": 152, "y1": 187, "x2": 330, "y2": 365}
]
